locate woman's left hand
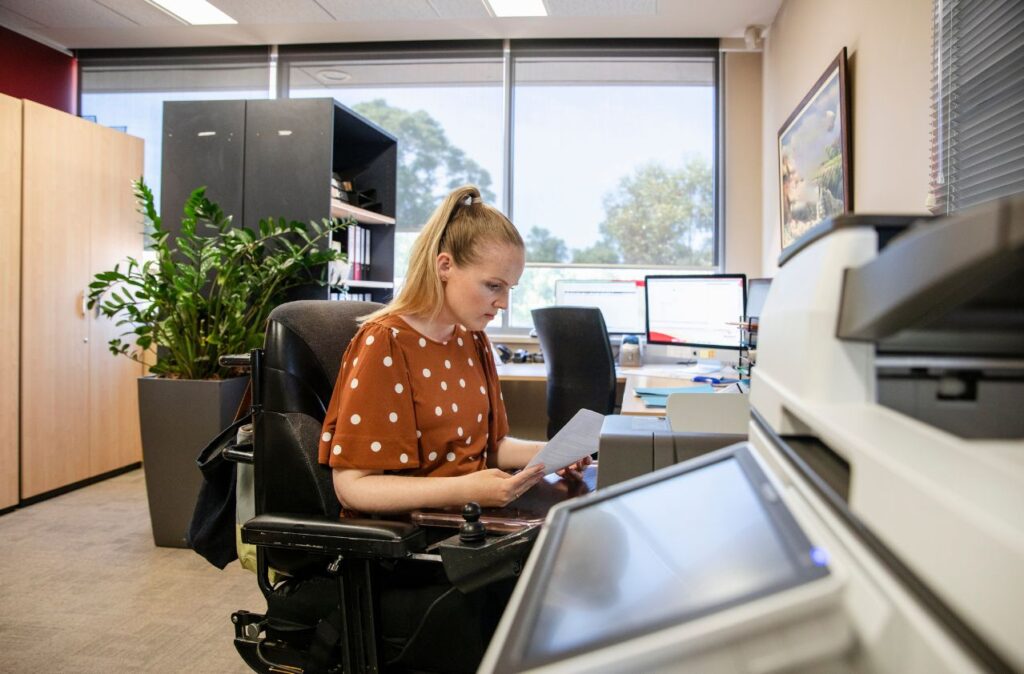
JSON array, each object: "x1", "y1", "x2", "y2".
[{"x1": 557, "y1": 455, "x2": 593, "y2": 482}]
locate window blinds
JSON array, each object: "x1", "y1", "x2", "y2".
[{"x1": 930, "y1": 0, "x2": 1024, "y2": 214}]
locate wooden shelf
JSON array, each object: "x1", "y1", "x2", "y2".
[
  {"x1": 333, "y1": 280, "x2": 394, "y2": 289},
  {"x1": 331, "y1": 199, "x2": 395, "y2": 225}
]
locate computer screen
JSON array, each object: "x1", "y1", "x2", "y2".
[
  {"x1": 492, "y1": 446, "x2": 830, "y2": 672},
  {"x1": 747, "y1": 277, "x2": 772, "y2": 320},
  {"x1": 554, "y1": 280, "x2": 646, "y2": 334},
  {"x1": 645, "y1": 274, "x2": 746, "y2": 349}
]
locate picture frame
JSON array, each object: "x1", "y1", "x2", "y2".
[{"x1": 778, "y1": 48, "x2": 852, "y2": 249}]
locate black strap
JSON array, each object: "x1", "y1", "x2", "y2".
[{"x1": 305, "y1": 608, "x2": 343, "y2": 674}]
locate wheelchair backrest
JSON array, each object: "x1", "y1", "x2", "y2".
[{"x1": 254, "y1": 300, "x2": 383, "y2": 521}]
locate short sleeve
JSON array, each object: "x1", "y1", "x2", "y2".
[
  {"x1": 474, "y1": 330, "x2": 509, "y2": 452},
  {"x1": 318, "y1": 323, "x2": 421, "y2": 471}
]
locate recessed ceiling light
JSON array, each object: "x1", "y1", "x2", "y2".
[
  {"x1": 484, "y1": 0, "x2": 548, "y2": 18},
  {"x1": 316, "y1": 69, "x2": 351, "y2": 84},
  {"x1": 145, "y1": 0, "x2": 237, "y2": 25}
]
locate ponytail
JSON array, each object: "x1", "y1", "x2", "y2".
[{"x1": 361, "y1": 185, "x2": 523, "y2": 323}]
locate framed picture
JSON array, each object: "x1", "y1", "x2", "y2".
[{"x1": 778, "y1": 48, "x2": 851, "y2": 249}]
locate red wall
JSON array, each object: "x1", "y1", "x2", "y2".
[{"x1": 0, "y1": 25, "x2": 77, "y2": 115}]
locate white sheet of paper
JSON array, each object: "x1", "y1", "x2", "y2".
[{"x1": 526, "y1": 409, "x2": 605, "y2": 475}]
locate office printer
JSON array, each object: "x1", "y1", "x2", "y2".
[{"x1": 481, "y1": 195, "x2": 1023, "y2": 673}]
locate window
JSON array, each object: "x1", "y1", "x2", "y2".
[
  {"x1": 509, "y1": 43, "x2": 718, "y2": 328},
  {"x1": 78, "y1": 40, "x2": 721, "y2": 332},
  {"x1": 282, "y1": 43, "x2": 505, "y2": 287},
  {"x1": 79, "y1": 49, "x2": 271, "y2": 217},
  {"x1": 930, "y1": 0, "x2": 1024, "y2": 214}
]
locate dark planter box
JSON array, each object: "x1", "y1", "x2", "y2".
[{"x1": 138, "y1": 376, "x2": 248, "y2": 548}]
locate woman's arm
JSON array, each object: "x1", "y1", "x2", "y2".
[
  {"x1": 489, "y1": 436, "x2": 545, "y2": 470},
  {"x1": 333, "y1": 464, "x2": 546, "y2": 514}
]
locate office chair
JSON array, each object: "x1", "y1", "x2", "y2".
[
  {"x1": 226, "y1": 300, "x2": 541, "y2": 673},
  {"x1": 531, "y1": 306, "x2": 618, "y2": 438}
]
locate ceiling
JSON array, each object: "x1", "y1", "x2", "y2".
[{"x1": 0, "y1": 0, "x2": 780, "y2": 52}]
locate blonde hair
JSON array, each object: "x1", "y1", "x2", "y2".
[{"x1": 362, "y1": 185, "x2": 524, "y2": 323}]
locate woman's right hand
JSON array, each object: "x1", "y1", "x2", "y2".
[{"x1": 459, "y1": 464, "x2": 546, "y2": 507}]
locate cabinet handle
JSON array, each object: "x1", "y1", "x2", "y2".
[{"x1": 80, "y1": 289, "x2": 88, "y2": 318}]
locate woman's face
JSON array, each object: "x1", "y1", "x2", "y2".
[{"x1": 437, "y1": 241, "x2": 525, "y2": 331}]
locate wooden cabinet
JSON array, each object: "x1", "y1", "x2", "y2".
[
  {"x1": 161, "y1": 98, "x2": 398, "y2": 302},
  {"x1": 15, "y1": 99, "x2": 144, "y2": 500},
  {"x1": 0, "y1": 94, "x2": 21, "y2": 511}
]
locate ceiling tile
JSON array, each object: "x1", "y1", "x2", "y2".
[
  {"x1": 211, "y1": 0, "x2": 334, "y2": 24},
  {"x1": 316, "y1": 0, "x2": 440, "y2": 22},
  {"x1": 93, "y1": 0, "x2": 182, "y2": 26},
  {"x1": 427, "y1": 0, "x2": 490, "y2": 20},
  {"x1": 0, "y1": 5, "x2": 45, "y2": 30},
  {"x1": 0, "y1": 0, "x2": 136, "y2": 27},
  {"x1": 546, "y1": 0, "x2": 657, "y2": 18}
]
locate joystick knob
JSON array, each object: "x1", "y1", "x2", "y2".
[{"x1": 459, "y1": 502, "x2": 486, "y2": 544}]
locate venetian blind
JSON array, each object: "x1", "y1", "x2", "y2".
[{"x1": 930, "y1": 0, "x2": 1024, "y2": 214}]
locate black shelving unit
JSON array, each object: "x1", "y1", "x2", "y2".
[{"x1": 161, "y1": 98, "x2": 398, "y2": 302}]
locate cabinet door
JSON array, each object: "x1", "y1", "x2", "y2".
[
  {"x1": 89, "y1": 125, "x2": 144, "y2": 477},
  {"x1": 20, "y1": 101, "x2": 93, "y2": 498},
  {"x1": 161, "y1": 100, "x2": 246, "y2": 239},
  {"x1": 0, "y1": 94, "x2": 21, "y2": 509},
  {"x1": 244, "y1": 98, "x2": 333, "y2": 229}
]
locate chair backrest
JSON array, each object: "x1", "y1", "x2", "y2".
[
  {"x1": 254, "y1": 300, "x2": 383, "y2": 522},
  {"x1": 531, "y1": 306, "x2": 617, "y2": 438}
]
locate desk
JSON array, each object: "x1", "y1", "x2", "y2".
[{"x1": 495, "y1": 363, "x2": 711, "y2": 417}]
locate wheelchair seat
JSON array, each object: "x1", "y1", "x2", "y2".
[{"x1": 228, "y1": 300, "x2": 543, "y2": 673}]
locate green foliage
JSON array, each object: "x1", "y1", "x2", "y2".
[
  {"x1": 525, "y1": 226, "x2": 569, "y2": 263},
  {"x1": 352, "y1": 99, "x2": 495, "y2": 227},
  {"x1": 88, "y1": 179, "x2": 351, "y2": 380},
  {"x1": 597, "y1": 157, "x2": 714, "y2": 267}
]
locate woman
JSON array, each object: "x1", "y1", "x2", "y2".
[{"x1": 318, "y1": 184, "x2": 586, "y2": 515}]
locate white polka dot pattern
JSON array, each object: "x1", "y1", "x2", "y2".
[{"x1": 320, "y1": 318, "x2": 509, "y2": 477}]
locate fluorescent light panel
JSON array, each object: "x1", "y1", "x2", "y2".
[
  {"x1": 146, "y1": 0, "x2": 237, "y2": 25},
  {"x1": 485, "y1": 0, "x2": 548, "y2": 18}
]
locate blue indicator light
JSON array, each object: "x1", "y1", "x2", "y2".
[{"x1": 810, "y1": 546, "x2": 829, "y2": 566}]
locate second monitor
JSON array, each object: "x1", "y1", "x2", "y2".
[{"x1": 645, "y1": 274, "x2": 747, "y2": 350}]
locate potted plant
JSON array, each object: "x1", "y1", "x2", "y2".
[{"x1": 89, "y1": 178, "x2": 350, "y2": 547}]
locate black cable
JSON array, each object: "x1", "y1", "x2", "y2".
[{"x1": 384, "y1": 585, "x2": 459, "y2": 667}]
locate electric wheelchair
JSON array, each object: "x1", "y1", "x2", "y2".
[{"x1": 222, "y1": 300, "x2": 584, "y2": 673}]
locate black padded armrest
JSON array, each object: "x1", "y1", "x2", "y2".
[{"x1": 242, "y1": 513, "x2": 427, "y2": 558}]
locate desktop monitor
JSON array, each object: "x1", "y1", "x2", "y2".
[
  {"x1": 485, "y1": 444, "x2": 832, "y2": 673},
  {"x1": 644, "y1": 274, "x2": 746, "y2": 349},
  {"x1": 554, "y1": 279, "x2": 646, "y2": 334},
  {"x1": 747, "y1": 277, "x2": 772, "y2": 319}
]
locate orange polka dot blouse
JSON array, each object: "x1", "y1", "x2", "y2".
[{"x1": 317, "y1": 314, "x2": 509, "y2": 478}]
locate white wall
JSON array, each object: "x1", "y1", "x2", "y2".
[
  {"x1": 724, "y1": 51, "x2": 764, "y2": 278},
  {"x1": 760, "y1": 0, "x2": 933, "y2": 273}
]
